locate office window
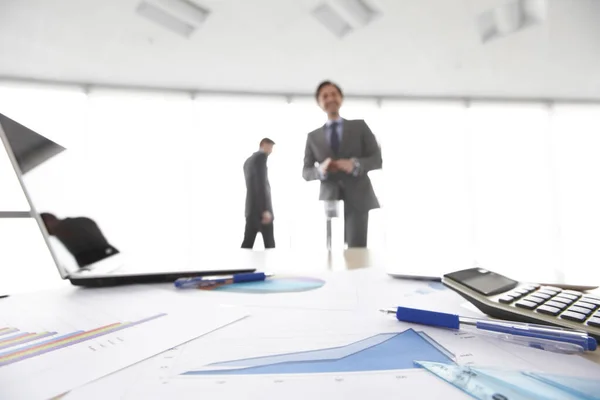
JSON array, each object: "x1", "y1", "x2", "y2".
[
  {"x1": 0, "y1": 82, "x2": 86, "y2": 148},
  {"x1": 0, "y1": 83, "x2": 88, "y2": 214},
  {"x1": 0, "y1": 126, "x2": 30, "y2": 212},
  {"x1": 0, "y1": 218, "x2": 61, "y2": 294},
  {"x1": 276, "y1": 99, "x2": 325, "y2": 250},
  {"x1": 2, "y1": 82, "x2": 600, "y2": 285},
  {"x1": 550, "y1": 104, "x2": 600, "y2": 282},
  {"x1": 189, "y1": 95, "x2": 289, "y2": 253},
  {"x1": 466, "y1": 103, "x2": 555, "y2": 281},
  {"x1": 378, "y1": 100, "x2": 472, "y2": 271},
  {"x1": 84, "y1": 89, "x2": 193, "y2": 268}
]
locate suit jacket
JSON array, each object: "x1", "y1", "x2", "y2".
[
  {"x1": 303, "y1": 119, "x2": 382, "y2": 212},
  {"x1": 244, "y1": 151, "x2": 273, "y2": 224}
]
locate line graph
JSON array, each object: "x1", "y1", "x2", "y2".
[{"x1": 183, "y1": 329, "x2": 455, "y2": 376}]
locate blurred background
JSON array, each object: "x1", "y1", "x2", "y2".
[{"x1": 1, "y1": 0, "x2": 600, "y2": 283}]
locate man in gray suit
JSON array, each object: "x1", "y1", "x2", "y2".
[
  {"x1": 242, "y1": 138, "x2": 275, "y2": 249},
  {"x1": 303, "y1": 81, "x2": 382, "y2": 248}
]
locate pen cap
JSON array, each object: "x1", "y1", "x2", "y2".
[
  {"x1": 395, "y1": 307, "x2": 460, "y2": 329},
  {"x1": 587, "y1": 337, "x2": 597, "y2": 351}
]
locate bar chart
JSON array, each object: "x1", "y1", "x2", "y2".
[
  {"x1": 0, "y1": 286, "x2": 246, "y2": 400},
  {"x1": 0, "y1": 313, "x2": 166, "y2": 367}
]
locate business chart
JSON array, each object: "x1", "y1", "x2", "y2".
[
  {"x1": 0, "y1": 286, "x2": 246, "y2": 400},
  {"x1": 413, "y1": 281, "x2": 447, "y2": 296},
  {"x1": 206, "y1": 275, "x2": 326, "y2": 294},
  {"x1": 61, "y1": 296, "x2": 600, "y2": 400},
  {"x1": 0, "y1": 313, "x2": 165, "y2": 367},
  {"x1": 183, "y1": 329, "x2": 454, "y2": 376}
]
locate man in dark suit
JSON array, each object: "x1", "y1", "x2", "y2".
[
  {"x1": 242, "y1": 138, "x2": 275, "y2": 249},
  {"x1": 40, "y1": 213, "x2": 119, "y2": 268},
  {"x1": 303, "y1": 81, "x2": 382, "y2": 247}
]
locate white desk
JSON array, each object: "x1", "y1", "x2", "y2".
[
  {"x1": 3, "y1": 248, "x2": 600, "y2": 367},
  {"x1": 205, "y1": 248, "x2": 600, "y2": 365}
]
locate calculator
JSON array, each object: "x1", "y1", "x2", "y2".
[{"x1": 442, "y1": 267, "x2": 600, "y2": 341}]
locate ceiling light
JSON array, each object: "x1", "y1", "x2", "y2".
[
  {"x1": 136, "y1": 0, "x2": 210, "y2": 38},
  {"x1": 312, "y1": 3, "x2": 353, "y2": 39},
  {"x1": 312, "y1": 0, "x2": 380, "y2": 38},
  {"x1": 477, "y1": 0, "x2": 547, "y2": 43},
  {"x1": 154, "y1": 0, "x2": 210, "y2": 26},
  {"x1": 333, "y1": 0, "x2": 379, "y2": 27}
]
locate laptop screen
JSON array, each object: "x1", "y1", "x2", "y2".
[{"x1": 0, "y1": 113, "x2": 120, "y2": 273}]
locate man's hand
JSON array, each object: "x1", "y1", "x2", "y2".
[
  {"x1": 335, "y1": 159, "x2": 355, "y2": 174},
  {"x1": 318, "y1": 158, "x2": 332, "y2": 175},
  {"x1": 261, "y1": 211, "x2": 273, "y2": 225}
]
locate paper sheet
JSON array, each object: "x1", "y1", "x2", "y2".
[
  {"x1": 64, "y1": 306, "x2": 600, "y2": 400},
  {"x1": 151, "y1": 268, "x2": 480, "y2": 316},
  {"x1": 154, "y1": 270, "x2": 360, "y2": 311},
  {"x1": 0, "y1": 285, "x2": 247, "y2": 400}
]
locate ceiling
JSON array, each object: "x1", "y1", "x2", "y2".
[{"x1": 1, "y1": 0, "x2": 600, "y2": 99}]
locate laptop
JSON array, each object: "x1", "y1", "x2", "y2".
[{"x1": 0, "y1": 113, "x2": 255, "y2": 287}]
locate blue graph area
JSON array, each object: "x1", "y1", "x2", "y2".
[
  {"x1": 212, "y1": 277, "x2": 325, "y2": 294},
  {"x1": 183, "y1": 329, "x2": 454, "y2": 376},
  {"x1": 415, "y1": 282, "x2": 447, "y2": 296}
]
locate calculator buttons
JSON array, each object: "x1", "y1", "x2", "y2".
[
  {"x1": 582, "y1": 297, "x2": 600, "y2": 307},
  {"x1": 522, "y1": 296, "x2": 545, "y2": 305},
  {"x1": 567, "y1": 306, "x2": 592, "y2": 316},
  {"x1": 551, "y1": 297, "x2": 574, "y2": 306},
  {"x1": 544, "y1": 300, "x2": 568, "y2": 310},
  {"x1": 573, "y1": 301, "x2": 598, "y2": 311},
  {"x1": 588, "y1": 317, "x2": 600, "y2": 328},
  {"x1": 561, "y1": 290, "x2": 583, "y2": 297},
  {"x1": 536, "y1": 305, "x2": 562, "y2": 316},
  {"x1": 529, "y1": 292, "x2": 552, "y2": 301},
  {"x1": 556, "y1": 293, "x2": 580, "y2": 301},
  {"x1": 560, "y1": 311, "x2": 587, "y2": 322},
  {"x1": 515, "y1": 300, "x2": 538, "y2": 310},
  {"x1": 539, "y1": 286, "x2": 561, "y2": 295},
  {"x1": 498, "y1": 295, "x2": 516, "y2": 304},
  {"x1": 505, "y1": 291, "x2": 526, "y2": 300}
]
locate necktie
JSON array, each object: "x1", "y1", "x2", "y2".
[{"x1": 330, "y1": 122, "x2": 340, "y2": 156}]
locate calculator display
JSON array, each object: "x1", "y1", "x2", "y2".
[{"x1": 444, "y1": 268, "x2": 518, "y2": 296}]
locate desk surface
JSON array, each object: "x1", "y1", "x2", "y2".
[
  {"x1": 4, "y1": 247, "x2": 600, "y2": 365},
  {"x1": 222, "y1": 248, "x2": 600, "y2": 364}
]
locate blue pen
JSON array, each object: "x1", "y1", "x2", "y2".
[
  {"x1": 476, "y1": 330, "x2": 585, "y2": 354},
  {"x1": 380, "y1": 306, "x2": 597, "y2": 352},
  {"x1": 174, "y1": 272, "x2": 273, "y2": 289}
]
